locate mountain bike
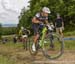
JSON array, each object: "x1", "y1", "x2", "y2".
[{"x1": 29, "y1": 24, "x2": 64, "y2": 59}]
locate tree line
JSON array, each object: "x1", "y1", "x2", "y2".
[
  {"x1": 18, "y1": 0, "x2": 75, "y2": 31},
  {"x1": 0, "y1": 24, "x2": 17, "y2": 39}
]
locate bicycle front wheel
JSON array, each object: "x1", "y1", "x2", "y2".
[
  {"x1": 29, "y1": 39, "x2": 39, "y2": 56},
  {"x1": 42, "y1": 33, "x2": 64, "y2": 59}
]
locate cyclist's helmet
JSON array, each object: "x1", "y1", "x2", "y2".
[{"x1": 42, "y1": 7, "x2": 51, "y2": 14}]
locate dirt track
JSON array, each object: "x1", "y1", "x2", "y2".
[{"x1": 0, "y1": 44, "x2": 75, "y2": 64}]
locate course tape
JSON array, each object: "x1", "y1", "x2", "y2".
[{"x1": 64, "y1": 38, "x2": 75, "y2": 40}]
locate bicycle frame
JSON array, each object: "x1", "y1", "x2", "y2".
[{"x1": 39, "y1": 26, "x2": 47, "y2": 48}]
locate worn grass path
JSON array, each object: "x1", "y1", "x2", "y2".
[{"x1": 0, "y1": 41, "x2": 75, "y2": 64}]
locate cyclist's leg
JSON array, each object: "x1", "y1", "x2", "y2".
[
  {"x1": 25, "y1": 35, "x2": 29, "y2": 50},
  {"x1": 22, "y1": 35, "x2": 28, "y2": 50},
  {"x1": 18, "y1": 36, "x2": 21, "y2": 42},
  {"x1": 24, "y1": 37, "x2": 28, "y2": 50},
  {"x1": 34, "y1": 33, "x2": 39, "y2": 43},
  {"x1": 47, "y1": 30, "x2": 54, "y2": 49},
  {"x1": 22, "y1": 35, "x2": 24, "y2": 42},
  {"x1": 32, "y1": 24, "x2": 40, "y2": 51},
  {"x1": 50, "y1": 33, "x2": 54, "y2": 49}
]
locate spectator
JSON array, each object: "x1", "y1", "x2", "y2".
[{"x1": 55, "y1": 13, "x2": 64, "y2": 38}]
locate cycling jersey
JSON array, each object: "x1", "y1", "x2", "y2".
[
  {"x1": 22, "y1": 29, "x2": 29, "y2": 35},
  {"x1": 32, "y1": 12, "x2": 49, "y2": 35},
  {"x1": 35, "y1": 13, "x2": 48, "y2": 23},
  {"x1": 19, "y1": 29, "x2": 29, "y2": 36}
]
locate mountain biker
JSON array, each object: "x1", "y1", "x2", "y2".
[
  {"x1": 19, "y1": 27, "x2": 30, "y2": 42},
  {"x1": 32, "y1": 7, "x2": 51, "y2": 51},
  {"x1": 55, "y1": 13, "x2": 64, "y2": 38}
]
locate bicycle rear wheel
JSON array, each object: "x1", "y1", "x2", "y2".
[{"x1": 42, "y1": 33, "x2": 64, "y2": 59}]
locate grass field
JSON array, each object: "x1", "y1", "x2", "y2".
[
  {"x1": 0, "y1": 39, "x2": 75, "y2": 64},
  {"x1": 64, "y1": 31, "x2": 75, "y2": 36},
  {"x1": 0, "y1": 31, "x2": 75, "y2": 64}
]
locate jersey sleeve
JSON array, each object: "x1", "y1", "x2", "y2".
[{"x1": 35, "y1": 13, "x2": 40, "y2": 18}]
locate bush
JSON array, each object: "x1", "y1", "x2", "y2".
[{"x1": 2, "y1": 27, "x2": 17, "y2": 35}]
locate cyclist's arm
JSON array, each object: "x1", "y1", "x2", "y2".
[{"x1": 32, "y1": 17, "x2": 40, "y2": 24}]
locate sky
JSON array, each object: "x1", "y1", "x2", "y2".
[{"x1": 0, "y1": 0, "x2": 30, "y2": 24}]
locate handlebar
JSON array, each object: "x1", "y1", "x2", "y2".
[{"x1": 39, "y1": 23, "x2": 54, "y2": 31}]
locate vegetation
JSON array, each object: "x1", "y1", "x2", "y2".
[
  {"x1": 0, "y1": 0, "x2": 75, "y2": 64},
  {"x1": 0, "y1": 55, "x2": 15, "y2": 64},
  {"x1": 64, "y1": 30, "x2": 75, "y2": 36},
  {"x1": 0, "y1": 0, "x2": 75, "y2": 63},
  {"x1": 0, "y1": 40, "x2": 75, "y2": 64},
  {"x1": 2, "y1": 27, "x2": 17, "y2": 35},
  {"x1": 18, "y1": 0, "x2": 75, "y2": 32},
  {"x1": 0, "y1": 24, "x2": 2, "y2": 39}
]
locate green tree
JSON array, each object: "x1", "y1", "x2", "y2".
[{"x1": 18, "y1": 0, "x2": 75, "y2": 31}]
